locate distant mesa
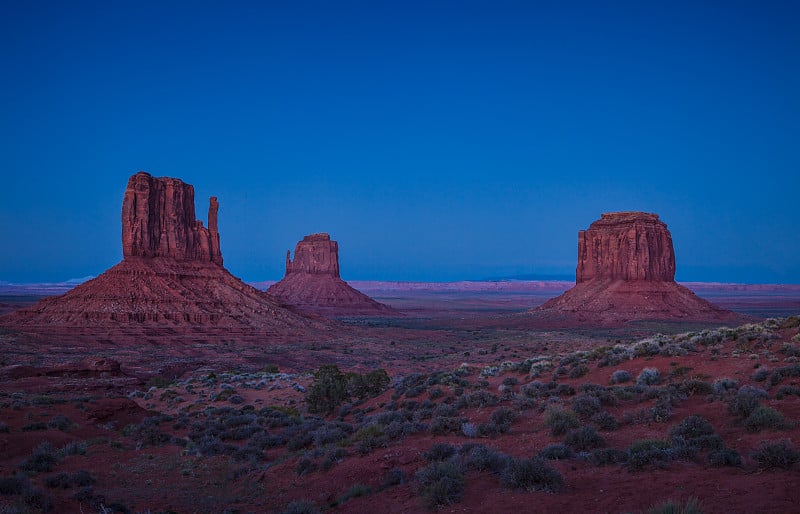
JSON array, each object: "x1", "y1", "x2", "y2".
[
  {"x1": 267, "y1": 233, "x2": 400, "y2": 317},
  {"x1": 532, "y1": 211, "x2": 743, "y2": 326},
  {"x1": 0, "y1": 171, "x2": 325, "y2": 338}
]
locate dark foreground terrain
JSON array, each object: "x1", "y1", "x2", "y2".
[{"x1": 1, "y1": 283, "x2": 799, "y2": 513}]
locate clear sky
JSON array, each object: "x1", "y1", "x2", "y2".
[{"x1": 2, "y1": 1, "x2": 799, "y2": 283}]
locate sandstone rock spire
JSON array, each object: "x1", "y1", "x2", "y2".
[
  {"x1": 121, "y1": 172, "x2": 222, "y2": 264},
  {"x1": 267, "y1": 233, "x2": 400, "y2": 317}
]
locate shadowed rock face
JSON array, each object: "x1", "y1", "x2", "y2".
[
  {"x1": 122, "y1": 172, "x2": 222, "y2": 265},
  {"x1": 577, "y1": 212, "x2": 674, "y2": 283},
  {"x1": 268, "y1": 233, "x2": 399, "y2": 317},
  {"x1": 532, "y1": 212, "x2": 743, "y2": 326}
]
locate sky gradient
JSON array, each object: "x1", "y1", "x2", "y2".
[{"x1": 2, "y1": 1, "x2": 799, "y2": 283}]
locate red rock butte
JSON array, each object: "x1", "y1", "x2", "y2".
[
  {"x1": 533, "y1": 211, "x2": 742, "y2": 326},
  {"x1": 0, "y1": 172, "x2": 327, "y2": 340},
  {"x1": 267, "y1": 233, "x2": 400, "y2": 316}
]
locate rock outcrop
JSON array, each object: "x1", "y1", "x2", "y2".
[
  {"x1": 576, "y1": 212, "x2": 674, "y2": 283},
  {"x1": 267, "y1": 233, "x2": 399, "y2": 316},
  {"x1": 1, "y1": 172, "x2": 327, "y2": 341},
  {"x1": 532, "y1": 212, "x2": 742, "y2": 326},
  {"x1": 122, "y1": 172, "x2": 222, "y2": 264}
]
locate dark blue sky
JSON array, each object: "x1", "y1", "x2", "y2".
[{"x1": 2, "y1": 1, "x2": 799, "y2": 283}]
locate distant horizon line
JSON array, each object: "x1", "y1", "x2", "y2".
[{"x1": 3, "y1": 276, "x2": 800, "y2": 288}]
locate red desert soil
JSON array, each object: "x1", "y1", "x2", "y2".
[{"x1": 2, "y1": 314, "x2": 800, "y2": 513}]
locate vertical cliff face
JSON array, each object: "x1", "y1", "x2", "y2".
[
  {"x1": 285, "y1": 233, "x2": 340, "y2": 277},
  {"x1": 121, "y1": 172, "x2": 222, "y2": 264},
  {"x1": 576, "y1": 212, "x2": 675, "y2": 283}
]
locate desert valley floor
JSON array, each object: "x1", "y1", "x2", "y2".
[{"x1": 1, "y1": 282, "x2": 800, "y2": 513}]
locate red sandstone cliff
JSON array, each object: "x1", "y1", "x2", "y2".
[
  {"x1": 1, "y1": 172, "x2": 327, "y2": 340},
  {"x1": 533, "y1": 212, "x2": 743, "y2": 326},
  {"x1": 122, "y1": 172, "x2": 223, "y2": 264},
  {"x1": 267, "y1": 234, "x2": 399, "y2": 317}
]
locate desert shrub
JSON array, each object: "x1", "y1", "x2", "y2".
[
  {"x1": 455, "y1": 390, "x2": 499, "y2": 409},
  {"x1": 752, "y1": 368, "x2": 771, "y2": 382},
  {"x1": 738, "y1": 385, "x2": 767, "y2": 398},
  {"x1": 744, "y1": 406, "x2": 790, "y2": 432},
  {"x1": 280, "y1": 500, "x2": 321, "y2": 514},
  {"x1": 502, "y1": 376, "x2": 520, "y2": 387},
  {"x1": 425, "y1": 443, "x2": 457, "y2": 462},
  {"x1": 20, "y1": 442, "x2": 59, "y2": 474},
  {"x1": 312, "y1": 423, "x2": 351, "y2": 447},
  {"x1": 780, "y1": 343, "x2": 800, "y2": 357},
  {"x1": 767, "y1": 365, "x2": 800, "y2": 388},
  {"x1": 59, "y1": 441, "x2": 87, "y2": 457},
  {"x1": 708, "y1": 448, "x2": 742, "y2": 467},
  {"x1": 416, "y1": 461, "x2": 465, "y2": 509},
  {"x1": 650, "y1": 399, "x2": 673, "y2": 423},
  {"x1": 296, "y1": 456, "x2": 317, "y2": 476},
  {"x1": 569, "y1": 364, "x2": 589, "y2": 379},
  {"x1": 501, "y1": 457, "x2": 563, "y2": 492},
  {"x1": 72, "y1": 486, "x2": 109, "y2": 510},
  {"x1": 128, "y1": 417, "x2": 171, "y2": 447},
  {"x1": 384, "y1": 467, "x2": 406, "y2": 486},
  {"x1": 336, "y1": 484, "x2": 372, "y2": 505},
  {"x1": 591, "y1": 411, "x2": 619, "y2": 431},
  {"x1": 462, "y1": 444, "x2": 510, "y2": 473},
  {"x1": 779, "y1": 316, "x2": 800, "y2": 329},
  {"x1": 521, "y1": 381, "x2": 547, "y2": 398},
  {"x1": 21, "y1": 486, "x2": 53, "y2": 512},
  {"x1": 554, "y1": 383, "x2": 576, "y2": 396},
  {"x1": 751, "y1": 440, "x2": 800, "y2": 469},
  {"x1": 679, "y1": 379, "x2": 713, "y2": 396},
  {"x1": 727, "y1": 392, "x2": 761, "y2": 418},
  {"x1": 46, "y1": 415, "x2": 73, "y2": 431},
  {"x1": 429, "y1": 387, "x2": 444, "y2": 400},
  {"x1": 637, "y1": 368, "x2": 661, "y2": 386},
  {"x1": 429, "y1": 416, "x2": 463, "y2": 435},
  {"x1": 21, "y1": 422, "x2": 47, "y2": 432},
  {"x1": 320, "y1": 447, "x2": 349, "y2": 471},
  {"x1": 0, "y1": 422, "x2": 9, "y2": 433},
  {"x1": 305, "y1": 365, "x2": 350, "y2": 415},
  {"x1": 626, "y1": 440, "x2": 673, "y2": 471},
  {"x1": 610, "y1": 370, "x2": 632, "y2": 384},
  {"x1": 306, "y1": 366, "x2": 390, "y2": 415},
  {"x1": 775, "y1": 385, "x2": 800, "y2": 399},
  {"x1": 669, "y1": 415, "x2": 714, "y2": 440},
  {"x1": 0, "y1": 474, "x2": 28, "y2": 495},
  {"x1": 645, "y1": 497, "x2": 703, "y2": 514},
  {"x1": 572, "y1": 394, "x2": 602, "y2": 418},
  {"x1": 488, "y1": 407, "x2": 517, "y2": 433},
  {"x1": 545, "y1": 409, "x2": 580, "y2": 436},
  {"x1": 589, "y1": 448, "x2": 628, "y2": 466},
  {"x1": 712, "y1": 378, "x2": 739, "y2": 395},
  {"x1": 460, "y1": 422, "x2": 478, "y2": 438},
  {"x1": 352, "y1": 424, "x2": 388, "y2": 454},
  {"x1": 43, "y1": 473, "x2": 72, "y2": 489},
  {"x1": 537, "y1": 444, "x2": 573, "y2": 460},
  {"x1": 564, "y1": 426, "x2": 605, "y2": 451},
  {"x1": 386, "y1": 420, "x2": 424, "y2": 439}
]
